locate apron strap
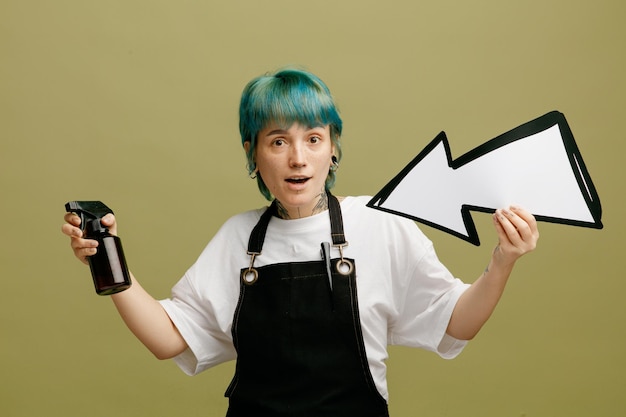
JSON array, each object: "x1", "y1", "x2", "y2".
[
  {"x1": 247, "y1": 191, "x2": 346, "y2": 255},
  {"x1": 247, "y1": 200, "x2": 277, "y2": 255},
  {"x1": 327, "y1": 191, "x2": 347, "y2": 246}
]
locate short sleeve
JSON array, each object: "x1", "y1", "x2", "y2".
[
  {"x1": 157, "y1": 213, "x2": 258, "y2": 375},
  {"x1": 159, "y1": 273, "x2": 237, "y2": 375},
  {"x1": 388, "y1": 228, "x2": 470, "y2": 359}
]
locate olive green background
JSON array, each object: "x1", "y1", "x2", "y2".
[{"x1": 1, "y1": 1, "x2": 624, "y2": 416}]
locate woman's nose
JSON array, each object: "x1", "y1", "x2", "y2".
[{"x1": 289, "y1": 143, "x2": 306, "y2": 167}]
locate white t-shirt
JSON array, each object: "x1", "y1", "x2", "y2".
[{"x1": 159, "y1": 196, "x2": 470, "y2": 401}]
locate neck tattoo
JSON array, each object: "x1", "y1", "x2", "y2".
[{"x1": 275, "y1": 191, "x2": 329, "y2": 220}]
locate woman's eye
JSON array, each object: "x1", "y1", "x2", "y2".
[
  {"x1": 273, "y1": 138, "x2": 285, "y2": 146},
  {"x1": 309, "y1": 136, "x2": 321, "y2": 144}
]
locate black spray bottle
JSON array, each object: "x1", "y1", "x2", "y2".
[{"x1": 65, "y1": 201, "x2": 132, "y2": 295}]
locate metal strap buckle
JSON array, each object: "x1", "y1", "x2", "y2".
[
  {"x1": 242, "y1": 251, "x2": 260, "y2": 285},
  {"x1": 333, "y1": 242, "x2": 353, "y2": 276}
]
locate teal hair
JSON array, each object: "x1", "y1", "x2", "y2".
[{"x1": 239, "y1": 68, "x2": 343, "y2": 201}]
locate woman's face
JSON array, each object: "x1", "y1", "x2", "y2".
[{"x1": 248, "y1": 123, "x2": 335, "y2": 218}]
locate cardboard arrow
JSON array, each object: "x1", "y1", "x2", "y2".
[{"x1": 367, "y1": 111, "x2": 603, "y2": 245}]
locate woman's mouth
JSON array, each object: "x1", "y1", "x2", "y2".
[{"x1": 286, "y1": 177, "x2": 310, "y2": 184}]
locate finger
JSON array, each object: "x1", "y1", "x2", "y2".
[
  {"x1": 492, "y1": 211, "x2": 508, "y2": 242},
  {"x1": 77, "y1": 245, "x2": 97, "y2": 258},
  {"x1": 76, "y1": 248, "x2": 97, "y2": 265},
  {"x1": 495, "y1": 209, "x2": 524, "y2": 246},
  {"x1": 101, "y1": 213, "x2": 117, "y2": 235},
  {"x1": 64, "y1": 212, "x2": 82, "y2": 227},
  {"x1": 504, "y1": 208, "x2": 530, "y2": 236},
  {"x1": 70, "y1": 237, "x2": 98, "y2": 264},
  {"x1": 510, "y1": 206, "x2": 539, "y2": 237},
  {"x1": 499, "y1": 208, "x2": 539, "y2": 255},
  {"x1": 61, "y1": 222, "x2": 83, "y2": 238},
  {"x1": 505, "y1": 207, "x2": 539, "y2": 247},
  {"x1": 101, "y1": 213, "x2": 115, "y2": 225},
  {"x1": 70, "y1": 235, "x2": 98, "y2": 251}
]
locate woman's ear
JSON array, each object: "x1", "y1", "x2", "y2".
[
  {"x1": 243, "y1": 141, "x2": 251, "y2": 154},
  {"x1": 330, "y1": 155, "x2": 339, "y2": 172}
]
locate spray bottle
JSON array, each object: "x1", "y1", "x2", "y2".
[{"x1": 65, "y1": 201, "x2": 132, "y2": 295}]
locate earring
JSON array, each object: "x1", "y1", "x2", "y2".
[
  {"x1": 330, "y1": 155, "x2": 339, "y2": 172},
  {"x1": 247, "y1": 163, "x2": 258, "y2": 179}
]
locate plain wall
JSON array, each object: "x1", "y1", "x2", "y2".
[{"x1": 1, "y1": 1, "x2": 624, "y2": 416}]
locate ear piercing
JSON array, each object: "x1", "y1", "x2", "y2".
[{"x1": 247, "y1": 163, "x2": 258, "y2": 179}]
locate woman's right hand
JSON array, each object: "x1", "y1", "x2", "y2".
[
  {"x1": 61, "y1": 213, "x2": 117, "y2": 265},
  {"x1": 61, "y1": 212, "x2": 187, "y2": 358}
]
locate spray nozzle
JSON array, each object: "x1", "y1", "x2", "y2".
[{"x1": 65, "y1": 201, "x2": 114, "y2": 238}]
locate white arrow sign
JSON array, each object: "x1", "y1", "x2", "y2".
[{"x1": 367, "y1": 111, "x2": 603, "y2": 245}]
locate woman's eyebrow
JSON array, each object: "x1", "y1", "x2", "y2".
[
  {"x1": 264, "y1": 129, "x2": 289, "y2": 136},
  {"x1": 264, "y1": 126, "x2": 325, "y2": 137}
]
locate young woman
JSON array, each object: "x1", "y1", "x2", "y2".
[{"x1": 62, "y1": 68, "x2": 539, "y2": 416}]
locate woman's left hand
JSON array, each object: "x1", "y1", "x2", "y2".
[
  {"x1": 446, "y1": 206, "x2": 539, "y2": 340},
  {"x1": 492, "y1": 206, "x2": 539, "y2": 267}
]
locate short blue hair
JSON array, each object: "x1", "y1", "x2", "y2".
[{"x1": 239, "y1": 68, "x2": 343, "y2": 201}]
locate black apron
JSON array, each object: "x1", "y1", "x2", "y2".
[{"x1": 225, "y1": 192, "x2": 389, "y2": 417}]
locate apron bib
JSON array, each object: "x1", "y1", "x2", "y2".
[{"x1": 225, "y1": 193, "x2": 388, "y2": 417}]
